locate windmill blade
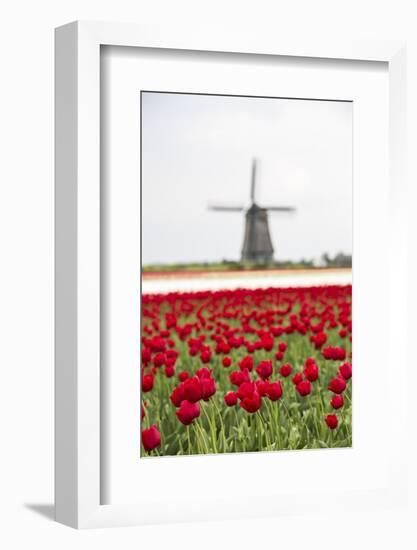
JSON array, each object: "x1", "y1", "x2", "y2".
[
  {"x1": 263, "y1": 206, "x2": 296, "y2": 212},
  {"x1": 208, "y1": 204, "x2": 244, "y2": 212},
  {"x1": 250, "y1": 158, "x2": 257, "y2": 203}
]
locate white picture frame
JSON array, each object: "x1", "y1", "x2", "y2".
[{"x1": 55, "y1": 21, "x2": 407, "y2": 528}]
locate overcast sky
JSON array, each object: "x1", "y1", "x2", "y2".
[{"x1": 141, "y1": 92, "x2": 352, "y2": 265}]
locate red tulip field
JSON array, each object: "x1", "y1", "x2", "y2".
[{"x1": 141, "y1": 284, "x2": 352, "y2": 456}]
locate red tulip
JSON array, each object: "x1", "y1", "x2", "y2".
[
  {"x1": 240, "y1": 391, "x2": 262, "y2": 413},
  {"x1": 330, "y1": 394, "x2": 344, "y2": 409},
  {"x1": 224, "y1": 391, "x2": 238, "y2": 407},
  {"x1": 165, "y1": 356, "x2": 176, "y2": 368},
  {"x1": 239, "y1": 356, "x2": 254, "y2": 372},
  {"x1": 166, "y1": 349, "x2": 178, "y2": 360},
  {"x1": 311, "y1": 331, "x2": 327, "y2": 349},
  {"x1": 296, "y1": 380, "x2": 311, "y2": 396},
  {"x1": 325, "y1": 414, "x2": 338, "y2": 429},
  {"x1": 142, "y1": 374, "x2": 154, "y2": 393},
  {"x1": 339, "y1": 362, "x2": 352, "y2": 380},
  {"x1": 322, "y1": 346, "x2": 346, "y2": 361},
  {"x1": 200, "y1": 377, "x2": 216, "y2": 401},
  {"x1": 142, "y1": 348, "x2": 151, "y2": 365},
  {"x1": 255, "y1": 379, "x2": 270, "y2": 397},
  {"x1": 170, "y1": 384, "x2": 185, "y2": 407},
  {"x1": 200, "y1": 349, "x2": 211, "y2": 363},
  {"x1": 230, "y1": 368, "x2": 251, "y2": 387},
  {"x1": 292, "y1": 373, "x2": 303, "y2": 385},
  {"x1": 278, "y1": 342, "x2": 288, "y2": 352},
  {"x1": 222, "y1": 356, "x2": 232, "y2": 368},
  {"x1": 178, "y1": 371, "x2": 189, "y2": 382},
  {"x1": 183, "y1": 377, "x2": 202, "y2": 403},
  {"x1": 256, "y1": 360, "x2": 273, "y2": 380},
  {"x1": 165, "y1": 365, "x2": 175, "y2": 378},
  {"x1": 262, "y1": 337, "x2": 274, "y2": 352},
  {"x1": 328, "y1": 376, "x2": 347, "y2": 394},
  {"x1": 237, "y1": 381, "x2": 256, "y2": 400},
  {"x1": 142, "y1": 425, "x2": 161, "y2": 451},
  {"x1": 275, "y1": 351, "x2": 284, "y2": 361},
  {"x1": 176, "y1": 400, "x2": 200, "y2": 425},
  {"x1": 279, "y1": 363, "x2": 292, "y2": 377},
  {"x1": 267, "y1": 381, "x2": 283, "y2": 401},
  {"x1": 304, "y1": 362, "x2": 319, "y2": 382},
  {"x1": 153, "y1": 353, "x2": 165, "y2": 368},
  {"x1": 196, "y1": 367, "x2": 212, "y2": 379}
]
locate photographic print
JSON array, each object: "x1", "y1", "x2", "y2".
[{"x1": 140, "y1": 91, "x2": 352, "y2": 457}]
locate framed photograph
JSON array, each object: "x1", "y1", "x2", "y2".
[{"x1": 55, "y1": 21, "x2": 407, "y2": 528}]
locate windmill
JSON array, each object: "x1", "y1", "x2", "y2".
[{"x1": 208, "y1": 159, "x2": 296, "y2": 264}]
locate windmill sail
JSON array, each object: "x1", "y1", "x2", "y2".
[
  {"x1": 261, "y1": 206, "x2": 295, "y2": 212},
  {"x1": 208, "y1": 204, "x2": 244, "y2": 212},
  {"x1": 250, "y1": 158, "x2": 257, "y2": 203}
]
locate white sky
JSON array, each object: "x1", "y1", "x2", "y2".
[{"x1": 141, "y1": 92, "x2": 352, "y2": 265}]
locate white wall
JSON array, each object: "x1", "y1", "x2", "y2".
[{"x1": 0, "y1": 1, "x2": 415, "y2": 548}]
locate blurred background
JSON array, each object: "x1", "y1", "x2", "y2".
[{"x1": 141, "y1": 91, "x2": 352, "y2": 292}]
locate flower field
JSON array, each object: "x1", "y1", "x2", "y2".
[{"x1": 141, "y1": 284, "x2": 352, "y2": 456}]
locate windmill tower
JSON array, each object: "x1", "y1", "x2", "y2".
[{"x1": 209, "y1": 159, "x2": 296, "y2": 264}]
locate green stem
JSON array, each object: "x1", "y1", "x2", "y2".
[
  {"x1": 186, "y1": 425, "x2": 192, "y2": 455},
  {"x1": 212, "y1": 399, "x2": 228, "y2": 453},
  {"x1": 257, "y1": 410, "x2": 271, "y2": 449},
  {"x1": 276, "y1": 401, "x2": 282, "y2": 449},
  {"x1": 201, "y1": 402, "x2": 218, "y2": 453},
  {"x1": 194, "y1": 419, "x2": 210, "y2": 453}
]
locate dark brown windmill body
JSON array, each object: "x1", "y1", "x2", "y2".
[
  {"x1": 209, "y1": 159, "x2": 296, "y2": 264},
  {"x1": 241, "y1": 203, "x2": 274, "y2": 263}
]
